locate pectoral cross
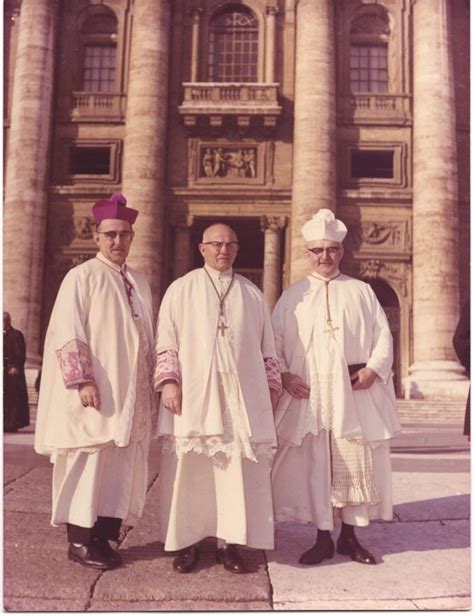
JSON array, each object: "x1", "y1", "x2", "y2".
[
  {"x1": 217, "y1": 320, "x2": 229, "y2": 337},
  {"x1": 324, "y1": 319, "x2": 339, "y2": 336}
]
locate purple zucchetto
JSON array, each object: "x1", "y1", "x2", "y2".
[{"x1": 92, "y1": 193, "x2": 138, "y2": 225}]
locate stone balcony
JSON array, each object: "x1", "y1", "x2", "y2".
[
  {"x1": 69, "y1": 92, "x2": 127, "y2": 122},
  {"x1": 178, "y1": 83, "x2": 282, "y2": 130},
  {"x1": 338, "y1": 93, "x2": 412, "y2": 126}
]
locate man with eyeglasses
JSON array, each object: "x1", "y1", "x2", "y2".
[
  {"x1": 35, "y1": 193, "x2": 155, "y2": 570},
  {"x1": 271, "y1": 209, "x2": 400, "y2": 566},
  {"x1": 154, "y1": 222, "x2": 282, "y2": 574}
]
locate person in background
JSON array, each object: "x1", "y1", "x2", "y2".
[{"x1": 3, "y1": 312, "x2": 30, "y2": 433}]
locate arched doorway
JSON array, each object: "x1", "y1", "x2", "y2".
[{"x1": 365, "y1": 278, "x2": 402, "y2": 397}]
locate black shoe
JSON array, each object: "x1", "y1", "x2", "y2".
[
  {"x1": 336, "y1": 534, "x2": 376, "y2": 565},
  {"x1": 299, "y1": 536, "x2": 334, "y2": 565},
  {"x1": 173, "y1": 544, "x2": 199, "y2": 573},
  {"x1": 216, "y1": 544, "x2": 248, "y2": 574},
  {"x1": 94, "y1": 538, "x2": 122, "y2": 567},
  {"x1": 68, "y1": 542, "x2": 118, "y2": 570}
]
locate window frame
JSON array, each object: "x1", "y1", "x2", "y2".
[{"x1": 200, "y1": 2, "x2": 265, "y2": 83}]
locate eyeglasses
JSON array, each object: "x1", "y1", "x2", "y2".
[
  {"x1": 307, "y1": 247, "x2": 341, "y2": 256},
  {"x1": 202, "y1": 241, "x2": 239, "y2": 251},
  {"x1": 96, "y1": 231, "x2": 134, "y2": 241}
]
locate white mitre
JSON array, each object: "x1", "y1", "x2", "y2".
[{"x1": 302, "y1": 208, "x2": 347, "y2": 243}]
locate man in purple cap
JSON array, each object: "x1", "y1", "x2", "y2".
[{"x1": 35, "y1": 194, "x2": 155, "y2": 570}]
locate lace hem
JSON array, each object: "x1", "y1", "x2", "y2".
[
  {"x1": 331, "y1": 478, "x2": 380, "y2": 508},
  {"x1": 160, "y1": 435, "x2": 274, "y2": 469}
]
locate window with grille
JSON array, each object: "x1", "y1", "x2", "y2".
[
  {"x1": 82, "y1": 45, "x2": 116, "y2": 92},
  {"x1": 350, "y1": 45, "x2": 388, "y2": 92},
  {"x1": 79, "y1": 8, "x2": 118, "y2": 92},
  {"x1": 208, "y1": 7, "x2": 258, "y2": 82}
]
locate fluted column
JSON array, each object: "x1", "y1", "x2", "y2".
[
  {"x1": 4, "y1": 0, "x2": 58, "y2": 368},
  {"x1": 190, "y1": 8, "x2": 202, "y2": 82},
  {"x1": 404, "y1": 0, "x2": 467, "y2": 399},
  {"x1": 122, "y1": 0, "x2": 171, "y2": 312},
  {"x1": 261, "y1": 216, "x2": 286, "y2": 311},
  {"x1": 265, "y1": 6, "x2": 278, "y2": 83},
  {"x1": 290, "y1": 0, "x2": 336, "y2": 282}
]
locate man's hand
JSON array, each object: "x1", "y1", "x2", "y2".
[
  {"x1": 282, "y1": 372, "x2": 310, "y2": 399},
  {"x1": 269, "y1": 388, "x2": 280, "y2": 412},
  {"x1": 162, "y1": 381, "x2": 182, "y2": 416},
  {"x1": 7, "y1": 367, "x2": 19, "y2": 376},
  {"x1": 351, "y1": 367, "x2": 378, "y2": 390},
  {"x1": 79, "y1": 382, "x2": 101, "y2": 410}
]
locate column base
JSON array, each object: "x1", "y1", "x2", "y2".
[{"x1": 403, "y1": 360, "x2": 470, "y2": 400}]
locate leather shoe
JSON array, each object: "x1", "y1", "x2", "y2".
[
  {"x1": 336, "y1": 534, "x2": 376, "y2": 565},
  {"x1": 173, "y1": 544, "x2": 199, "y2": 573},
  {"x1": 299, "y1": 536, "x2": 334, "y2": 565},
  {"x1": 216, "y1": 544, "x2": 248, "y2": 574},
  {"x1": 68, "y1": 542, "x2": 118, "y2": 570},
  {"x1": 94, "y1": 538, "x2": 122, "y2": 567}
]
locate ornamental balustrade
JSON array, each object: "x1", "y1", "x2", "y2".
[{"x1": 70, "y1": 92, "x2": 127, "y2": 121}]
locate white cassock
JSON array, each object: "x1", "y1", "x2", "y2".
[
  {"x1": 154, "y1": 265, "x2": 281, "y2": 551},
  {"x1": 34, "y1": 252, "x2": 155, "y2": 529},
  {"x1": 271, "y1": 272, "x2": 401, "y2": 529}
]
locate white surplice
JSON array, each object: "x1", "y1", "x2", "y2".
[
  {"x1": 155, "y1": 266, "x2": 278, "y2": 550},
  {"x1": 271, "y1": 272, "x2": 401, "y2": 528},
  {"x1": 34, "y1": 253, "x2": 155, "y2": 529}
]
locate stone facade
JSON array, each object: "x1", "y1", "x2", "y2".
[{"x1": 3, "y1": 0, "x2": 470, "y2": 400}]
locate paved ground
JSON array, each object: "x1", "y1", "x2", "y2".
[{"x1": 3, "y1": 420, "x2": 471, "y2": 612}]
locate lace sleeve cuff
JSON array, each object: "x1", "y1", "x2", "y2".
[
  {"x1": 264, "y1": 356, "x2": 283, "y2": 396},
  {"x1": 154, "y1": 349, "x2": 181, "y2": 391},
  {"x1": 55, "y1": 339, "x2": 94, "y2": 388}
]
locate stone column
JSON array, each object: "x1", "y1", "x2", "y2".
[
  {"x1": 190, "y1": 8, "x2": 202, "y2": 82},
  {"x1": 4, "y1": 0, "x2": 58, "y2": 369},
  {"x1": 122, "y1": 0, "x2": 171, "y2": 313},
  {"x1": 173, "y1": 217, "x2": 193, "y2": 279},
  {"x1": 404, "y1": 0, "x2": 467, "y2": 399},
  {"x1": 261, "y1": 216, "x2": 286, "y2": 311},
  {"x1": 290, "y1": 0, "x2": 336, "y2": 282},
  {"x1": 265, "y1": 6, "x2": 278, "y2": 83}
]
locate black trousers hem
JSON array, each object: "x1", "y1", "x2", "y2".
[{"x1": 67, "y1": 516, "x2": 122, "y2": 544}]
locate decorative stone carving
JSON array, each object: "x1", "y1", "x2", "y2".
[
  {"x1": 74, "y1": 217, "x2": 96, "y2": 240},
  {"x1": 260, "y1": 215, "x2": 287, "y2": 233},
  {"x1": 199, "y1": 146, "x2": 257, "y2": 179},
  {"x1": 70, "y1": 253, "x2": 95, "y2": 269},
  {"x1": 358, "y1": 259, "x2": 410, "y2": 298},
  {"x1": 347, "y1": 220, "x2": 411, "y2": 253}
]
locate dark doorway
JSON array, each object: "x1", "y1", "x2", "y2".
[
  {"x1": 365, "y1": 278, "x2": 402, "y2": 397},
  {"x1": 190, "y1": 217, "x2": 264, "y2": 288}
]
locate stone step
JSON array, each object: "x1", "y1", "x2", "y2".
[{"x1": 396, "y1": 399, "x2": 466, "y2": 424}]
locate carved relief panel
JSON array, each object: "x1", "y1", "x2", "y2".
[
  {"x1": 187, "y1": 139, "x2": 273, "y2": 185},
  {"x1": 345, "y1": 219, "x2": 411, "y2": 256}
]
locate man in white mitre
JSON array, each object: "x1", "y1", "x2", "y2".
[
  {"x1": 35, "y1": 194, "x2": 155, "y2": 570},
  {"x1": 271, "y1": 209, "x2": 400, "y2": 566},
  {"x1": 154, "y1": 223, "x2": 282, "y2": 574}
]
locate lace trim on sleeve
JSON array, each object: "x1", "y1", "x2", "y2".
[
  {"x1": 264, "y1": 357, "x2": 283, "y2": 396},
  {"x1": 55, "y1": 339, "x2": 94, "y2": 388},
  {"x1": 154, "y1": 349, "x2": 181, "y2": 391}
]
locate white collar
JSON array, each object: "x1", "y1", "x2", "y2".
[
  {"x1": 203, "y1": 264, "x2": 233, "y2": 280},
  {"x1": 310, "y1": 270, "x2": 341, "y2": 283},
  {"x1": 96, "y1": 251, "x2": 128, "y2": 275}
]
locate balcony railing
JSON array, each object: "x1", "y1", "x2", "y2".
[
  {"x1": 179, "y1": 83, "x2": 282, "y2": 116},
  {"x1": 70, "y1": 92, "x2": 127, "y2": 121},
  {"x1": 339, "y1": 93, "x2": 412, "y2": 125}
]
